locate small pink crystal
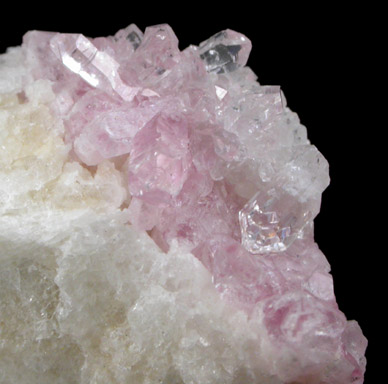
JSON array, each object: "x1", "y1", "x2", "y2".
[{"x1": 20, "y1": 24, "x2": 367, "y2": 382}]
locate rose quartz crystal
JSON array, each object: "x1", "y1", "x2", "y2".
[{"x1": 15, "y1": 24, "x2": 366, "y2": 382}]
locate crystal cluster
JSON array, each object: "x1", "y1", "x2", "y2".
[{"x1": 0, "y1": 24, "x2": 367, "y2": 383}]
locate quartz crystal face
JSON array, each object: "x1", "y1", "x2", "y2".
[
  {"x1": 0, "y1": 23, "x2": 367, "y2": 384},
  {"x1": 198, "y1": 30, "x2": 251, "y2": 73},
  {"x1": 239, "y1": 189, "x2": 312, "y2": 253}
]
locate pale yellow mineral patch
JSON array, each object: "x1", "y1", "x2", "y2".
[
  {"x1": 0, "y1": 80, "x2": 127, "y2": 214},
  {"x1": 30, "y1": 161, "x2": 127, "y2": 211}
]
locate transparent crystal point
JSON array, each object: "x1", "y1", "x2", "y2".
[
  {"x1": 49, "y1": 34, "x2": 139, "y2": 101},
  {"x1": 114, "y1": 24, "x2": 143, "y2": 50},
  {"x1": 198, "y1": 30, "x2": 252, "y2": 74},
  {"x1": 239, "y1": 189, "x2": 312, "y2": 254}
]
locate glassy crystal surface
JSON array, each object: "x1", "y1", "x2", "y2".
[
  {"x1": 239, "y1": 189, "x2": 312, "y2": 253},
  {"x1": 50, "y1": 33, "x2": 140, "y2": 101},
  {"x1": 114, "y1": 23, "x2": 143, "y2": 50},
  {"x1": 198, "y1": 29, "x2": 252, "y2": 73}
]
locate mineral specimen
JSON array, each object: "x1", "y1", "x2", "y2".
[{"x1": 0, "y1": 24, "x2": 367, "y2": 383}]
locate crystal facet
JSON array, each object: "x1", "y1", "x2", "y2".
[
  {"x1": 198, "y1": 30, "x2": 252, "y2": 73},
  {"x1": 50, "y1": 33, "x2": 140, "y2": 101},
  {"x1": 239, "y1": 188, "x2": 313, "y2": 253}
]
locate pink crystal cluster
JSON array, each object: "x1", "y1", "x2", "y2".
[{"x1": 22, "y1": 24, "x2": 367, "y2": 382}]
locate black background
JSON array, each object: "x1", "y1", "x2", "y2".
[{"x1": 0, "y1": 4, "x2": 378, "y2": 382}]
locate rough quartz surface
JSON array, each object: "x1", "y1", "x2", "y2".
[{"x1": 0, "y1": 24, "x2": 367, "y2": 383}]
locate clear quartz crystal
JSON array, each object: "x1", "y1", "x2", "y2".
[
  {"x1": 239, "y1": 189, "x2": 313, "y2": 253},
  {"x1": 198, "y1": 30, "x2": 252, "y2": 73},
  {"x1": 114, "y1": 23, "x2": 143, "y2": 49},
  {"x1": 50, "y1": 34, "x2": 139, "y2": 101}
]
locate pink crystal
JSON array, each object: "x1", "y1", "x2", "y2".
[
  {"x1": 50, "y1": 33, "x2": 141, "y2": 102},
  {"x1": 20, "y1": 24, "x2": 367, "y2": 382}
]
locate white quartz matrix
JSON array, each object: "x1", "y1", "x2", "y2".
[{"x1": 0, "y1": 24, "x2": 367, "y2": 384}]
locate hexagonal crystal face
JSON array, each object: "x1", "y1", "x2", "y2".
[
  {"x1": 239, "y1": 190, "x2": 312, "y2": 254},
  {"x1": 198, "y1": 30, "x2": 252, "y2": 74}
]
